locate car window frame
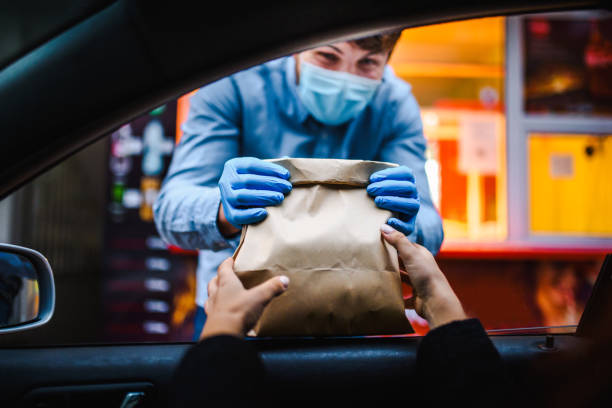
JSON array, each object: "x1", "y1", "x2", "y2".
[{"x1": 0, "y1": 2, "x2": 609, "y2": 347}]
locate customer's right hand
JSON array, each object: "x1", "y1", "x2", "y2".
[
  {"x1": 202, "y1": 257, "x2": 289, "y2": 339},
  {"x1": 381, "y1": 224, "x2": 466, "y2": 329},
  {"x1": 218, "y1": 157, "x2": 292, "y2": 235}
]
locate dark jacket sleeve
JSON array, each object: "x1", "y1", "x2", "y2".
[
  {"x1": 416, "y1": 318, "x2": 514, "y2": 407},
  {"x1": 171, "y1": 335, "x2": 264, "y2": 408},
  {"x1": 171, "y1": 320, "x2": 513, "y2": 407}
]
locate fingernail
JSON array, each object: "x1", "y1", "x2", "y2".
[
  {"x1": 279, "y1": 275, "x2": 290, "y2": 289},
  {"x1": 380, "y1": 224, "x2": 394, "y2": 234}
]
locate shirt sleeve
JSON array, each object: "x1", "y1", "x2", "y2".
[
  {"x1": 171, "y1": 335, "x2": 264, "y2": 407},
  {"x1": 377, "y1": 90, "x2": 444, "y2": 255},
  {"x1": 153, "y1": 77, "x2": 242, "y2": 251},
  {"x1": 416, "y1": 318, "x2": 514, "y2": 407}
]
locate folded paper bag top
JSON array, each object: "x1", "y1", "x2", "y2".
[{"x1": 233, "y1": 158, "x2": 413, "y2": 336}]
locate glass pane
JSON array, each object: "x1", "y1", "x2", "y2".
[
  {"x1": 523, "y1": 10, "x2": 612, "y2": 116},
  {"x1": 529, "y1": 133, "x2": 612, "y2": 237},
  {"x1": 388, "y1": 17, "x2": 507, "y2": 243}
]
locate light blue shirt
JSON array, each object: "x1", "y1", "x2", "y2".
[{"x1": 153, "y1": 56, "x2": 443, "y2": 307}]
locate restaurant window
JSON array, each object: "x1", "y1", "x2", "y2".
[
  {"x1": 388, "y1": 17, "x2": 507, "y2": 242},
  {"x1": 389, "y1": 12, "x2": 610, "y2": 336}
]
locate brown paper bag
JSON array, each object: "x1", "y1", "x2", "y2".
[{"x1": 233, "y1": 158, "x2": 413, "y2": 336}]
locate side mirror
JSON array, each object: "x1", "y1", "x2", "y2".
[{"x1": 0, "y1": 243, "x2": 55, "y2": 333}]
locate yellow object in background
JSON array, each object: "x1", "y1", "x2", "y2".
[
  {"x1": 139, "y1": 176, "x2": 161, "y2": 222},
  {"x1": 530, "y1": 134, "x2": 612, "y2": 237}
]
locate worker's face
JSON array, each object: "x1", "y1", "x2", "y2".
[{"x1": 296, "y1": 41, "x2": 389, "y2": 81}]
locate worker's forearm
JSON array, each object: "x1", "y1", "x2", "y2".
[
  {"x1": 153, "y1": 185, "x2": 235, "y2": 251},
  {"x1": 414, "y1": 204, "x2": 444, "y2": 255}
]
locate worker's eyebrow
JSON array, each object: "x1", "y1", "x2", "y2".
[
  {"x1": 363, "y1": 50, "x2": 386, "y2": 58},
  {"x1": 326, "y1": 45, "x2": 343, "y2": 54}
]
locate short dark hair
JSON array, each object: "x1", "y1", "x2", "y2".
[{"x1": 351, "y1": 30, "x2": 403, "y2": 57}]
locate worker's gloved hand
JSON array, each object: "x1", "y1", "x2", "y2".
[
  {"x1": 219, "y1": 157, "x2": 292, "y2": 229},
  {"x1": 367, "y1": 166, "x2": 420, "y2": 236}
]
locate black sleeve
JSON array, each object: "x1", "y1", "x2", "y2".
[
  {"x1": 170, "y1": 335, "x2": 265, "y2": 408},
  {"x1": 416, "y1": 318, "x2": 514, "y2": 407}
]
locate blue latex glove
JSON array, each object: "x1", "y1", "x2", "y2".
[
  {"x1": 218, "y1": 157, "x2": 292, "y2": 229},
  {"x1": 366, "y1": 166, "x2": 420, "y2": 236}
]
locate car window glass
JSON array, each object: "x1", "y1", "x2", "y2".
[{"x1": 0, "y1": 10, "x2": 609, "y2": 346}]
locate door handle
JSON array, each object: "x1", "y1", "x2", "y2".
[{"x1": 120, "y1": 391, "x2": 146, "y2": 408}]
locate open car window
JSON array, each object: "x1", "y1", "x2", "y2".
[{"x1": 0, "y1": 10, "x2": 610, "y2": 346}]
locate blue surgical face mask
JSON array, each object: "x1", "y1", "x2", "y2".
[{"x1": 297, "y1": 61, "x2": 382, "y2": 126}]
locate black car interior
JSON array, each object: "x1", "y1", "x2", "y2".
[{"x1": 0, "y1": 1, "x2": 610, "y2": 407}]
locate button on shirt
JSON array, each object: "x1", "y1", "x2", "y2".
[{"x1": 153, "y1": 56, "x2": 444, "y2": 307}]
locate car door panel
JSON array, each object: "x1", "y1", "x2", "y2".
[{"x1": 0, "y1": 335, "x2": 588, "y2": 407}]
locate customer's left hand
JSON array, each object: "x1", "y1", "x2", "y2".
[
  {"x1": 367, "y1": 166, "x2": 420, "y2": 236},
  {"x1": 201, "y1": 257, "x2": 289, "y2": 340}
]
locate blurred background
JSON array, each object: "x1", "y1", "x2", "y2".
[{"x1": 0, "y1": 10, "x2": 609, "y2": 344}]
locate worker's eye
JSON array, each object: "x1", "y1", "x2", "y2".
[
  {"x1": 359, "y1": 58, "x2": 379, "y2": 67},
  {"x1": 317, "y1": 52, "x2": 339, "y2": 63}
]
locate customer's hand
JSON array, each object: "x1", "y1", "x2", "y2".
[
  {"x1": 367, "y1": 166, "x2": 420, "y2": 236},
  {"x1": 201, "y1": 257, "x2": 289, "y2": 340},
  {"x1": 218, "y1": 157, "x2": 292, "y2": 237},
  {"x1": 380, "y1": 224, "x2": 466, "y2": 329}
]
